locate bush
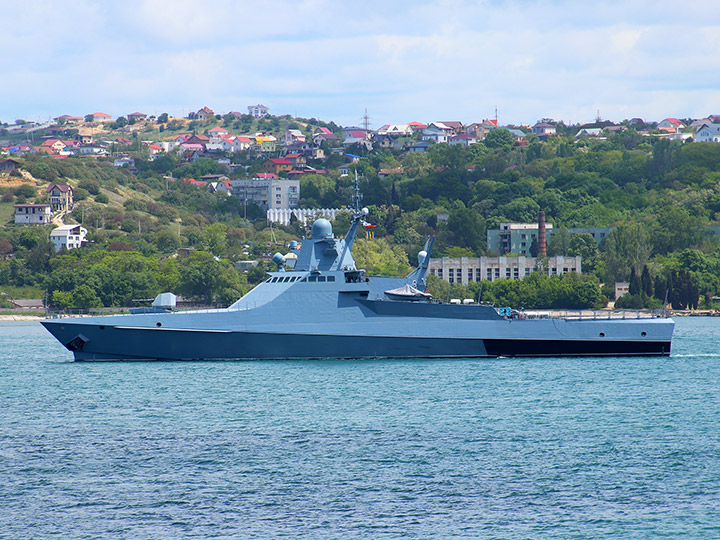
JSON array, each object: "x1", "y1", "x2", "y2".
[
  {"x1": 79, "y1": 179, "x2": 100, "y2": 195},
  {"x1": 95, "y1": 193, "x2": 109, "y2": 204}
]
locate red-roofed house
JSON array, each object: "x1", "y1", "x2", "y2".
[
  {"x1": 90, "y1": 112, "x2": 112, "y2": 123},
  {"x1": 54, "y1": 115, "x2": 83, "y2": 124},
  {"x1": 407, "y1": 121, "x2": 427, "y2": 130},
  {"x1": 39, "y1": 139, "x2": 66, "y2": 154},
  {"x1": 148, "y1": 143, "x2": 163, "y2": 155},
  {"x1": 284, "y1": 153, "x2": 306, "y2": 167},
  {"x1": 263, "y1": 158, "x2": 293, "y2": 175},
  {"x1": 208, "y1": 126, "x2": 228, "y2": 136},
  {"x1": 185, "y1": 134, "x2": 210, "y2": 145},
  {"x1": 312, "y1": 127, "x2": 339, "y2": 145},
  {"x1": 233, "y1": 136, "x2": 252, "y2": 152},
  {"x1": 658, "y1": 118, "x2": 685, "y2": 132},
  {"x1": 190, "y1": 106, "x2": 214, "y2": 120},
  {"x1": 256, "y1": 172, "x2": 278, "y2": 180}
]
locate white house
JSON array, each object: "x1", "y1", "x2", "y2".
[
  {"x1": 50, "y1": 224, "x2": 88, "y2": 251},
  {"x1": 248, "y1": 104, "x2": 269, "y2": 118},
  {"x1": 232, "y1": 136, "x2": 252, "y2": 152},
  {"x1": 285, "y1": 129, "x2": 306, "y2": 145},
  {"x1": 206, "y1": 136, "x2": 234, "y2": 152},
  {"x1": 422, "y1": 123, "x2": 453, "y2": 143},
  {"x1": 575, "y1": 128, "x2": 603, "y2": 138},
  {"x1": 448, "y1": 134, "x2": 477, "y2": 146},
  {"x1": 532, "y1": 122, "x2": 557, "y2": 136},
  {"x1": 376, "y1": 124, "x2": 413, "y2": 137},
  {"x1": 14, "y1": 204, "x2": 52, "y2": 225},
  {"x1": 696, "y1": 124, "x2": 720, "y2": 143}
]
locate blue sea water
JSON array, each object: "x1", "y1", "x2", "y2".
[{"x1": 1, "y1": 319, "x2": 719, "y2": 539}]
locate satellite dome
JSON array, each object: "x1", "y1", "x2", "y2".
[{"x1": 312, "y1": 218, "x2": 333, "y2": 239}]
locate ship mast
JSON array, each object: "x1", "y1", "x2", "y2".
[{"x1": 339, "y1": 172, "x2": 365, "y2": 268}]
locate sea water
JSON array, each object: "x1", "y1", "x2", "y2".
[{"x1": 1, "y1": 318, "x2": 719, "y2": 539}]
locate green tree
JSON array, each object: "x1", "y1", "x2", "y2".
[
  {"x1": 447, "y1": 207, "x2": 486, "y2": 254},
  {"x1": 547, "y1": 228, "x2": 571, "y2": 256},
  {"x1": 484, "y1": 128, "x2": 514, "y2": 150},
  {"x1": 601, "y1": 223, "x2": 652, "y2": 282},
  {"x1": 70, "y1": 284, "x2": 103, "y2": 309}
]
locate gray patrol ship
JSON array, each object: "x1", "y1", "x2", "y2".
[{"x1": 42, "y1": 184, "x2": 674, "y2": 361}]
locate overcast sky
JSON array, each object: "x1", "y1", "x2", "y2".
[{"x1": 3, "y1": 0, "x2": 720, "y2": 127}]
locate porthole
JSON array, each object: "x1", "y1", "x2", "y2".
[
  {"x1": 641, "y1": 331, "x2": 647, "y2": 337},
  {"x1": 599, "y1": 332, "x2": 605, "y2": 337},
  {"x1": 156, "y1": 322, "x2": 162, "y2": 327}
]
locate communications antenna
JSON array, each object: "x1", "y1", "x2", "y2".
[
  {"x1": 495, "y1": 106, "x2": 498, "y2": 124},
  {"x1": 362, "y1": 108, "x2": 371, "y2": 131}
]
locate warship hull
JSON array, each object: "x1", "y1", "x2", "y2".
[{"x1": 42, "y1": 313, "x2": 672, "y2": 361}]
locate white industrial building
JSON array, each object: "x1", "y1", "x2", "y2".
[{"x1": 429, "y1": 256, "x2": 582, "y2": 285}]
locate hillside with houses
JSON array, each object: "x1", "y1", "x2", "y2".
[{"x1": 2, "y1": 105, "x2": 720, "y2": 311}]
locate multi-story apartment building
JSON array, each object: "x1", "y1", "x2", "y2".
[{"x1": 231, "y1": 178, "x2": 299, "y2": 210}]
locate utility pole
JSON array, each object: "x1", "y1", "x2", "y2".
[{"x1": 362, "y1": 108, "x2": 371, "y2": 131}]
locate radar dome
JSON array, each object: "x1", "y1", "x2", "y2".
[{"x1": 312, "y1": 218, "x2": 333, "y2": 239}]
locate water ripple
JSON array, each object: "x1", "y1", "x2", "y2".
[{"x1": 1, "y1": 319, "x2": 719, "y2": 539}]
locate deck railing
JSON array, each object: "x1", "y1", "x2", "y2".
[{"x1": 519, "y1": 309, "x2": 671, "y2": 320}]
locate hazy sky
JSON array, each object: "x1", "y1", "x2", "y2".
[{"x1": 3, "y1": 0, "x2": 720, "y2": 127}]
